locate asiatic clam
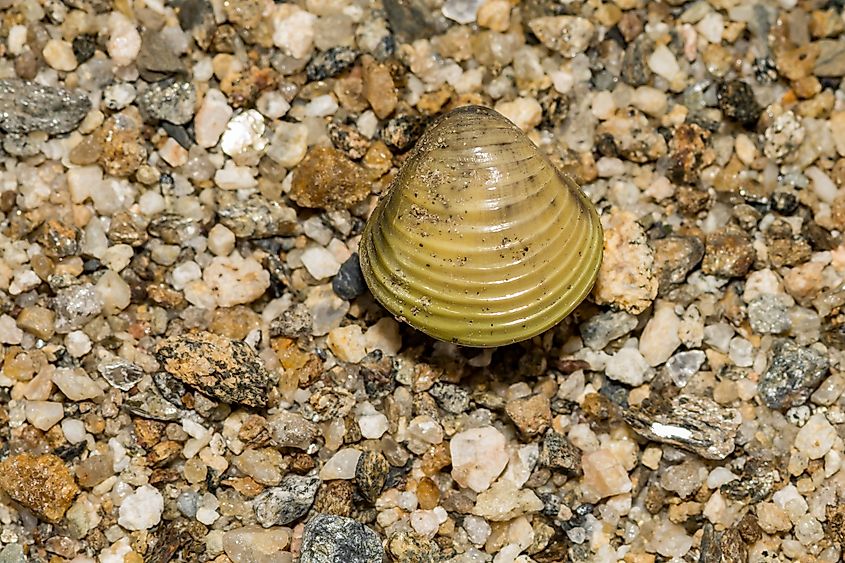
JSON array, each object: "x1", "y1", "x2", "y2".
[{"x1": 360, "y1": 105, "x2": 604, "y2": 347}]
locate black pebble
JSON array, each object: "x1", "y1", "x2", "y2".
[
  {"x1": 332, "y1": 253, "x2": 367, "y2": 300},
  {"x1": 306, "y1": 47, "x2": 358, "y2": 82},
  {"x1": 718, "y1": 80, "x2": 762, "y2": 126},
  {"x1": 72, "y1": 35, "x2": 97, "y2": 64},
  {"x1": 771, "y1": 192, "x2": 798, "y2": 215}
]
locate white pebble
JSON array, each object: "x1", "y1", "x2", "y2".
[
  {"x1": 450, "y1": 426, "x2": 508, "y2": 492},
  {"x1": 107, "y1": 12, "x2": 142, "y2": 66},
  {"x1": 327, "y1": 325, "x2": 367, "y2": 363},
  {"x1": 221, "y1": 110, "x2": 267, "y2": 157},
  {"x1": 795, "y1": 413, "x2": 837, "y2": 459},
  {"x1": 207, "y1": 224, "x2": 236, "y2": 256},
  {"x1": 7, "y1": 25, "x2": 28, "y2": 55},
  {"x1": 605, "y1": 346, "x2": 651, "y2": 386},
  {"x1": 25, "y1": 400, "x2": 64, "y2": 431},
  {"x1": 61, "y1": 418, "x2": 87, "y2": 444},
  {"x1": 358, "y1": 413, "x2": 389, "y2": 439},
  {"x1": 648, "y1": 44, "x2": 681, "y2": 82},
  {"x1": 494, "y1": 97, "x2": 542, "y2": 132},
  {"x1": 303, "y1": 95, "x2": 339, "y2": 117},
  {"x1": 196, "y1": 89, "x2": 233, "y2": 148},
  {"x1": 118, "y1": 485, "x2": 164, "y2": 531},
  {"x1": 364, "y1": 317, "x2": 402, "y2": 356},
  {"x1": 65, "y1": 331, "x2": 92, "y2": 357},
  {"x1": 214, "y1": 161, "x2": 257, "y2": 190},
  {"x1": 320, "y1": 448, "x2": 362, "y2": 480},
  {"x1": 301, "y1": 246, "x2": 342, "y2": 280},
  {"x1": 171, "y1": 261, "x2": 202, "y2": 290},
  {"x1": 0, "y1": 314, "x2": 23, "y2": 344},
  {"x1": 256, "y1": 91, "x2": 291, "y2": 119},
  {"x1": 272, "y1": 5, "x2": 316, "y2": 59},
  {"x1": 806, "y1": 167, "x2": 838, "y2": 204},
  {"x1": 138, "y1": 191, "x2": 167, "y2": 216}
]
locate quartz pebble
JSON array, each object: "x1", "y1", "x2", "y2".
[
  {"x1": 118, "y1": 485, "x2": 163, "y2": 530},
  {"x1": 451, "y1": 426, "x2": 508, "y2": 492},
  {"x1": 794, "y1": 413, "x2": 836, "y2": 459}
]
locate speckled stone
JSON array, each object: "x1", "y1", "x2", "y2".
[
  {"x1": 0, "y1": 79, "x2": 91, "y2": 135},
  {"x1": 253, "y1": 475, "x2": 320, "y2": 527},
  {"x1": 0, "y1": 453, "x2": 79, "y2": 523},
  {"x1": 155, "y1": 331, "x2": 273, "y2": 407},
  {"x1": 300, "y1": 514, "x2": 384, "y2": 563},
  {"x1": 758, "y1": 339, "x2": 830, "y2": 410}
]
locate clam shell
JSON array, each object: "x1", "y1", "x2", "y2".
[{"x1": 360, "y1": 105, "x2": 603, "y2": 347}]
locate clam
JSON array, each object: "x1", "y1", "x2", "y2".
[{"x1": 359, "y1": 105, "x2": 603, "y2": 347}]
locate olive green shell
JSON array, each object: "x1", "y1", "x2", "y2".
[{"x1": 359, "y1": 105, "x2": 603, "y2": 347}]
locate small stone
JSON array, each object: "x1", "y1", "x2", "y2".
[
  {"x1": 216, "y1": 193, "x2": 298, "y2": 239},
  {"x1": 651, "y1": 236, "x2": 705, "y2": 294},
  {"x1": 528, "y1": 16, "x2": 595, "y2": 57},
  {"x1": 505, "y1": 394, "x2": 551, "y2": 436},
  {"x1": 95, "y1": 113, "x2": 147, "y2": 177},
  {"x1": 428, "y1": 382, "x2": 471, "y2": 414},
  {"x1": 267, "y1": 411, "x2": 320, "y2": 451},
  {"x1": 387, "y1": 531, "x2": 441, "y2": 563},
  {"x1": 107, "y1": 12, "x2": 142, "y2": 66},
  {"x1": 320, "y1": 448, "x2": 362, "y2": 480},
  {"x1": 539, "y1": 431, "x2": 580, "y2": 471},
  {"x1": 98, "y1": 358, "x2": 145, "y2": 391},
  {"x1": 26, "y1": 401, "x2": 64, "y2": 431},
  {"x1": 625, "y1": 394, "x2": 740, "y2": 460},
  {"x1": 222, "y1": 526, "x2": 292, "y2": 563},
  {"x1": 494, "y1": 97, "x2": 543, "y2": 131},
  {"x1": 291, "y1": 147, "x2": 370, "y2": 210},
  {"x1": 267, "y1": 121, "x2": 309, "y2": 167},
  {"x1": 0, "y1": 453, "x2": 79, "y2": 523},
  {"x1": 0, "y1": 79, "x2": 91, "y2": 135},
  {"x1": 794, "y1": 413, "x2": 836, "y2": 460},
  {"x1": 195, "y1": 89, "x2": 233, "y2": 148},
  {"x1": 383, "y1": 0, "x2": 448, "y2": 44},
  {"x1": 648, "y1": 44, "x2": 682, "y2": 83},
  {"x1": 381, "y1": 114, "x2": 425, "y2": 151},
  {"x1": 137, "y1": 81, "x2": 196, "y2": 125},
  {"x1": 472, "y1": 480, "x2": 544, "y2": 521},
  {"x1": 581, "y1": 448, "x2": 632, "y2": 499},
  {"x1": 307, "y1": 47, "x2": 359, "y2": 81},
  {"x1": 639, "y1": 301, "x2": 681, "y2": 366},
  {"x1": 579, "y1": 310, "x2": 638, "y2": 350},
  {"x1": 118, "y1": 485, "x2": 164, "y2": 531},
  {"x1": 300, "y1": 514, "x2": 384, "y2": 563},
  {"x1": 364, "y1": 318, "x2": 402, "y2": 355},
  {"x1": 665, "y1": 350, "x2": 706, "y2": 387},
  {"x1": 220, "y1": 109, "x2": 268, "y2": 157},
  {"x1": 204, "y1": 253, "x2": 270, "y2": 307},
  {"x1": 328, "y1": 325, "x2": 368, "y2": 363},
  {"x1": 355, "y1": 450, "x2": 390, "y2": 503},
  {"x1": 362, "y1": 56, "x2": 398, "y2": 119},
  {"x1": 136, "y1": 29, "x2": 185, "y2": 80},
  {"x1": 717, "y1": 81, "x2": 762, "y2": 126},
  {"x1": 302, "y1": 246, "x2": 343, "y2": 280},
  {"x1": 814, "y1": 40, "x2": 845, "y2": 76},
  {"x1": 747, "y1": 295, "x2": 791, "y2": 334},
  {"x1": 702, "y1": 226, "x2": 756, "y2": 278},
  {"x1": 272, "y1": 4, "x2": 317, "y2": 59},
  {"x1": 477, "y1": 0, "x2": 511, "y2": 31},
  {"x1": 43, "y1": 39, "x2": 78, "y2": 72},
  {"x1": 72, "y1": 34, "x2": 97, "y2": 64},
  {"x1": 758, "y1": 339, "x2": 829, "y2": 410},
  {"x1": 155, "y1": 331, "x2": 273, "y2": 407},
  {"x1": 52, "y1": 368, "x2": 103, "y2": 401},
  {"x1": 0, "y1": 544, "x2": 25, "y2": 563},
  {"x1": 451, "y1": 426, "x2": 508, "y2": 492},
  {"x1": 763, "y1": 110, "x2": 804, "y2": 160},
  {"x1": 605, "y1": 347, "x2": 651, "y2": 386},
  {"x1": 332, "y1": 253, "x2": 367, "y2": 300},
  {"x1": 0, "y1": 314, "x2": 23, "y2": 344},
  {"x1": 592, "y1": 210, "x2": 657, "y2": 314},
  {"x1": 313, "y1": 480, "x2": 355, "y2": 517},
  {"x1": 254, "y1": 475, "x2": 320, "y2": 527}
]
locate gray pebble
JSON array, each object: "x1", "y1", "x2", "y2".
[
  {"x1": 579, "y1": 310, "x2": 638, "y2": 350},
  {"x1": 332, "y1": 253, "x2": 367, "y2": 301},
  {"x1": 254, "y1": 475, "x2": 320, "y2": 527},
  {"x1": 0, "y1": 79, "x2": 91, "y2": 135},
  {"x1": 758, "y1": 339, "x2": 829, "y2": 410},
  {"x1": 137, "y1": 80, "x2": 196, "y2": 125},
  {"x1": 747, "y1": 295, "x2": 791, "y2": 334},
  {"x1": 428, "y1": 382, "x2": 471, "y2": 414},
  {"x1": 300, "y1": 514, "x2": 385, "y2": 563}
]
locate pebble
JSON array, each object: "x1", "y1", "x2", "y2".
[
  {"x1": 582, "y1": 448, "x2": 633, "y2": 499},
  {"x1": 648, "y1": 44, "x2": 682, "y2": 83},
  {"x1": 473, "y1": 481, "x2": 544, "y2": 521},
  {"x1": 758, "y1": 339, "x2": 830, "y2": 410},
  {"x1": 327, "y1": 325, "x2": 368, "y2": 363},
  {"x1": 358, "y1": 413, "x2": 390, "y2": 439},
  {"x1": 702, "y1": 227, "x2": 756, "y2": 278},
  {"x1": 220, "y1": 109, "x2": 268, "y2": 157},
  {"x1": 528, "y1": 16, "x2": 595, "y2": 57},
  {"x1": 539, "y1": 431, "x2": 581, "y2": 471},
  {"x1": 332, "y1": 253, "x2": 367, "y2": 300},
  {"x1": 52, "y1": 368, "x2": 103, "y2": 401},
  {"x1": 625, "y1": 394, "x2": 740, "y2": 460},
  {"x1": 748, "y1": 295, "x2": 792, "y2": 334},
  {"x1": 639, "y1": 301, "x2": 682, "y2": 366},
  {"x1": 307, "y1": 47, "x2": 359, "y2": 81},
  {"x1": 267, "y1": 411, "x2": 320, "y2": 450},
  {"x1": 665, "y1": 350, "x2": 706, "y2": 387},
  {"x1": 195, "y1": 89, "x2": 233, "y2": 148},
  {"x1": 364, "y1": 318, "x2": 402, "y2": 355},
  {"x1": 291, "y1": 147, "x2": 370, "y2": 210},
  {"x1": 155, "y1": 331, "x2": 274, "y2": 407},
  {"x1": 43, "y1": 39, "x2": 78, "y2": 72},
  {"x1": 137, "y1": 80, "x2": 196, "y2": 125},
  {"x1": 355, "y1": 450, "x2": 390, "y2": 503},
  {"x1": 605, "y1": 346, "x2": 652, "y2": 386},
  {"x1": 204, "y1": 253, "x2": 270, "y2": 307},
  {"x1": 505, "y1": 394, "x2": 551, "y2": 436},
  {"x1": 118, "y1": 485, "x2": 164, "y2": 531},
  {"x1": 320, "y1": 448, "x2": 362, "y2": 480},
  {"x1": 0, "y1": 545, "x2": 25, "y2": 563},
  {"x1": 254, "y1": 475, "x2": 320, "y2": 527},
  {"x1": 451, "y1": 426, "x2": 508, "y2": 492},
  {"x1": 651, "y1": 236, "x2": 705, "y2": 294},
  {"x1": 25, "y1": 401, "x2": 65, "y2": 431},
  {"x1": 222, "y1": 525, "x2": 292, "y2": 563},
  {"x1": 494, "y1": 97, "x2": 543, "y2": 131},
  {"x1": 267, "y1": 121, "x2": 309, "y2": 167},
  {"x1": 273, "y1": 5, "x2": 317, "y2": 59},
  {"x1": 107, "y1": 12, "x2": 142, "y2": 66},
  {"x1": 579, "y1": 310, "x2": 638, "y2": 350},
  {"x1": 794, "y1": 413, "x2": 837, "y2": 459},
  {"x1": 592, "y1": 210, "x2": 657, "y2": 314},
  {"x1": 0, "y1": 79, "x2": 91, "y2": 135},
  {"x1": 216, "y1": 195, "x2": 298, "y2": 239},
  {"x1": 300, "y1": 514, "x2": 384, "y2": 563},
  {"x1": 717, "y1": 80, "x2": 762, "y2": 126},
  {"x1": 387, "y1": 531, "x2": 441, "y2": 562},
  {"x1": 442, "y1": 0, "x2": 485, "y2": 23},
  {"x1": 302, "y1": 246, "x2": 343, "y2": 280},
  {"x1": 0, "y1": 453, "x2": 79, "y2": 523}
]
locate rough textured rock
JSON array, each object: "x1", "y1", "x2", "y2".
[
  {"x1": 253, "y1": 475, "x2": 320, "y2": 527},
  {"x1": 290, "y1": 146, "x2": 370, "y2": 210},
  {"x1": 758, "y1": 339, "x2": 830, "y2": 410},
  {"x1": 299, "y1": 514, "x2": 385, "y2": 563},
  {"x1": 0, "y1": 79, "x2": 91, "y2": 134},
  {"x1": 155, "y1": 331, "x2": 273, "y2": 407},
  {"x1": 0, "y1": 453, "x2": 79, "y2": 523}
]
